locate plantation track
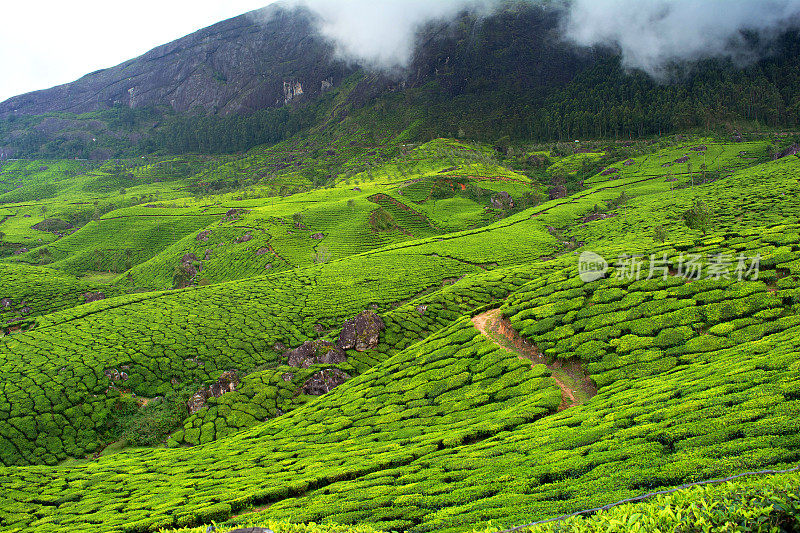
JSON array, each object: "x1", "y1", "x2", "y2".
[{"x1": 473, "y1": 308, "x2": 596, "y2": 411}]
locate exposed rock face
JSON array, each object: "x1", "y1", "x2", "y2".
[
  {"x1": 196, "y1": 230, "x2": 212, "y2": 242},
  {"x1": 83, "y1": 292, "x2": 106, "y2": 303},
  {"x1": 175, "y1": 253, "x2": 201, "y2": 289},
  {"x1": 675, "y1": 156, "x2": 690, "y2": 164},
  {"x1": 104, "y1": 368, "x2": 129, "y2": 382},
  {"x1": 582, "y1": 212, "x2": 616, "y2": 223},
  {"x1": 301, "y1": 368, "x2": 350, "y2": 396},
  {"x1": 234, "y1": 233, "x2": 252, "y2": 244},
  {"x1": 490, "y1": 191, "x2": 515, "y2": 210},
  {"x1": 0, "y1": 6, "x2": 351, "y2": 118},
  {"x1": 775, "y1": 144, "x2": 799, "y2": 159},
  {"x1": 337, "y1": 310, "x2": 385, "y2": 351},
  {"x1": 311, "y1": 232, "x2": 325, "y2": 240},
  {"x1": 600, "y1": 167, "x2": 619, "y2": 176},
  {"x1": 623, "y1": 159, "x2": 635, "y2": 166},
  {"x1": 187, "y1": 370, "x2": 240, "y2": 414},
  {"x1": 222, "y1": 209, "x2": 248, "y2": 223},
  {"x1": 284, "y1": 340, "x2": 347, "y2": 368},
  {"x1": 548, "y1": 185, "x2": 567, "y2": 200},
  {"x1": 283, "y1": 81, "x2": 304, "y2": 104}
]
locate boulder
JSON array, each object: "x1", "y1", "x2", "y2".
[
  {"x1": 175, "y1": 254, "x2": 200, "y2": 288},
  {"x1": 311, "y1": 232, "x2": 325, "y2": 240},
  {"x1": 301, "y1": 369, "x2": 350, "y2": 396},
  {"x1": 674, "y1": 156, "x2": 690, "y2": 164},
  {"x1": 83, "y1": 292, "x2": 106, "y2": 303},
  {"x1": 548, "y1": 185, "x2": 567, "y2": 200},
  {"x1": 600, "y1": 167, "x2": 619, "y2": 176},
  {"x1": 104, "y1": 368, "x2": 129, "y2": 382},
  {"x1": 337, "y1": 310, "x2": 385, "y2": 351},
  {"x1": 0, "y1": 298, "x2": 12, "y2": 310},
  {"x1": 284, "y1": 340, "x2": 347, "y2": 368},
  {"x1": 187, "y1": 370, "x2": 240, "y2": 414},
  {"x1": 234, "y1": 233, "x2": 252, "y2": 244},
  {"x1": 196, "y1": 230, "x2": 212, "y2": 242},
  {"x1": 490, "y1": 191, "x2": 515, "y2": 210},
  {"x1": 581, "y1": 212, "x2": 616, "y2": 223},
  {"x1": 774, "y1": 144, "x2": 799, "y2": 160},
  {"x1": 203, "y1": 249, "x2": 212, "y2": 260},
  {"x1": 623, "y1": 159, "x2": 635, "y2": 166},
  {"x1": 222, "y1": 208, "x2": 245, "y2": 222}
]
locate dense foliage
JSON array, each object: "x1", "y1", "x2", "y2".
[{"x1": 1, "y1": 132, "x2": 800, "y2": 532}]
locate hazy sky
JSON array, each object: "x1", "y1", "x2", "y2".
[{"x1": 0, "y1": 1, "x2": 274, "y2": 103}]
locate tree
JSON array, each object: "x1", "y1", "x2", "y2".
[
  {"x1": 653, "y1": 225, "x2": 668, "y2": 242},
  {"x1": 311, "y1": 245, "x2": 331, "y2": 265},
  {"x1": 683, "y1": 200, "x2": 713, "y2": 236}
]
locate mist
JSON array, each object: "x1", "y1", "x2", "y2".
[
  {"x1": 563, "y1": 0, "x2": 800, "y2": 77},
  {"x1": 256, "y1": 0, "x2": 800, "y2": 78},
  {"x1": 286, "y1": 0, "x2": 502, "y2": 70}
]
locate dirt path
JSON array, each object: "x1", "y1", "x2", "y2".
[{"x1": 472, "y1": 309, "x2": 597, "y2": 411}]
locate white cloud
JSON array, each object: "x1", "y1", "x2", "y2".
[
  {"x1": 563, "y1": 0, "x2": 800, "y2": 77},
  {"x1": 5, "y1": 0, "x2": 800, "y2": 105},
  {"x1": 0, "y1": 1, "x2": 274, "y2": 102},
  {"x1": 291, "y1": 0, "x2": 500, "y2": 70}
]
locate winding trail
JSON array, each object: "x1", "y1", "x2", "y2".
[{"x1": 473, "y1": 309, "x2": 597, "y2": 411}]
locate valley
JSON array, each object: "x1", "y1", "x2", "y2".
[{"x1": 2, "y1": 1, "x2": 800, "y2": 531}]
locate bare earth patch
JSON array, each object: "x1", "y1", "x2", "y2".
[{"x1": 473, "y1": 308, "x2": 596, "y2": 411}]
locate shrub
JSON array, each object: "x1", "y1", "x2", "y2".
[{"x1": 683, "y1": 199, "x2": 713, "y2": 235}]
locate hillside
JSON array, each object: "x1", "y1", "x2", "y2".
[
  {"x1": 1, "y1": 131, "x2": 800, "y2": 532},
  {"x1": 2, "y1": 2, "x2": 800, "y2": 532},
  {"x1": 0, "y1": 5, "x2": 350, "y2": 118},
  {"x1": 4, "y1": 3, "x2": 800, "y2": 161}
]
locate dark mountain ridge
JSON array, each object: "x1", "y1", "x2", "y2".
[
  {"x1": 0, "y1": 5, "x2": 352, "y2": 118},
  {"x1": 1, "y1": 2, "x2": 800, "y2": 161}
]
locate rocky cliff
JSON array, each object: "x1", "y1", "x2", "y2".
[{"x1": 0, "y1": 5, "x2": 352, "y2": 118}]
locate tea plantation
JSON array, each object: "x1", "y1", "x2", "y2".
[{"x1": 1, "y1": 135, "x2": 799, "y2": 532}]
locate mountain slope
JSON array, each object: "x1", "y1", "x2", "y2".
[{"x1": 0, "y1": 5, "x2": 350, "y2": 118}]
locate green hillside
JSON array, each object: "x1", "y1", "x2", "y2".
[{"x1": 1, "y1": 132, "x2": 800, "y2": 533}]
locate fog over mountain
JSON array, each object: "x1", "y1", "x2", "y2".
[
  {"x1": 284, "y1": 0, "x2": 800, "y2": 76},
  {"x1": 563, "y1": 0, "x2": 800, "y2": 77}
]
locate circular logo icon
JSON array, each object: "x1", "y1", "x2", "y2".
[{"x1": 579, "y1": 251, "x2": 608, "y2": 283}]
